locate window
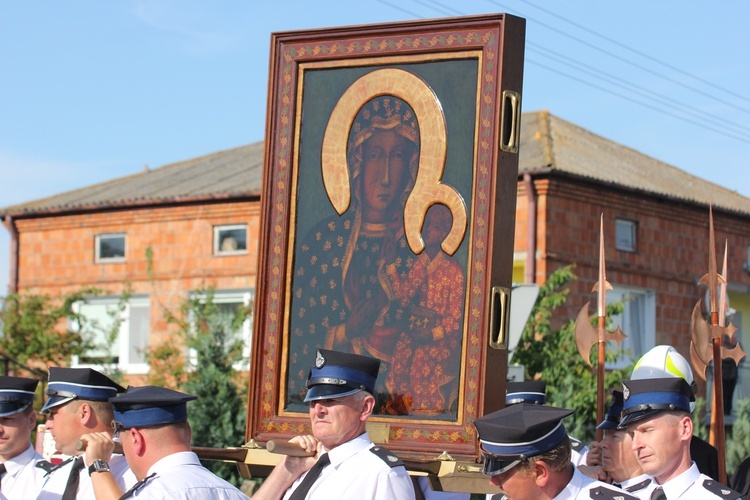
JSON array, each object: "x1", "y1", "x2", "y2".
[
  {"x1": 190, "y1": 290, "x2": 254, "y2": 370},
  {"x1": 606, "y1": 286, "x2": 655, "y2": 368},
  {"x1": 95, "y1": 233, "x2": 126, "y2": 262},
  {"x1": 70, "y1": 295, "x2": 150, "y2": 374},
  {"x1": 214, "y1": 225, "x2": 248, "y2": 255},
  {"x1": 615, "y1": 219, "x2": 637, "y2": 252}
]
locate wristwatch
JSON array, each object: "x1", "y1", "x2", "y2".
[{"x1": 88, "y1": 459, "x2": 110, "y2": 475}]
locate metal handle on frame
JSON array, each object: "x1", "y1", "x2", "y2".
[
  {"x1": 489, "y1": 286, "x2": 510, "y2": 349},
  {"x1": 500, "y1": 90, "x2": 521, "y2": 153}
]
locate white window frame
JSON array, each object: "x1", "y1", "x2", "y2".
[
  {"x1": 615, "y1": 219, "x2": 637, "y2": 252},
  {"x1": 70, "y1": 295, "x2": 150, "y2": 375},
  {"x1": 605, "y1": 285, "x2": 655, "y2": 369},
  {"x1": 95, "y1": 233, "x2": 126, "y2": 262},
  {"x1": 213, "y1": 224, "x2": 248, "y2": 256},
  {"x1": 188, "y1": 289, "x2": 254, "y2": 371}
]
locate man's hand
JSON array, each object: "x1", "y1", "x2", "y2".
[
  {"x1": 586, "y1": 440, "x2": 602, "y2": 467},
  {"x1": 283, "y1": 435, "x2": 321, "y2": 477},
  {"x1": 253, "y1": 435, "x2": 323, "y2": 500},
  {"x1": 577, "y1": 465, "x2": 608, "y2": 482},
  {"x1": 80, "y1": 432, "x2": 115, "y2": 466}
]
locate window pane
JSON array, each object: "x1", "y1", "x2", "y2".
[
  {"x1": 615, "y1": 219, "x2": 636, "y2": 252},
  {"x1": 129, "y1": 303, "x2": 150, "y2": 364},
  {"x1": 98, "y1": 235, "x2": 126, "y2": 259},
  {"x1": 78, "y1": 301, "x2": 120, "y2": 364},
  {"x1": 215, "y1": 226, "x2": 248, "y2": 254}
]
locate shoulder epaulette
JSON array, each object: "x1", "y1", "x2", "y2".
[
  {"x1": 625, "y1": 478, "x2": 652, "y2": 493},
  {"x1": 702, "y1": 479, "x2": 742, "y2": 498},
  {"x1": 35, "y1": 460, "x2": 55, "y2": 474},
  {"x1": 369, "y1": 446, "x2": 404, "y2": 468},
  {"x1": 570, "y1": 436, "x2": 585, "y2": 452},
  {"x1": 42, "y1": 456, "x2": 74, "y2": 476},
  {"x1": 589, "y1": 485, "x2": 638, "y2": 499}
]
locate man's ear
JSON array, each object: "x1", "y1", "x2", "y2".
[
  {"x1": 26, "y1": 410, "x2": 37, "y2": 429},
  {"x1": 680, "y1": 415, "x2": 693, "y2": 442},
  {"x1": 78, "y1": 402, "x2": 93, "y2": 425},
  {"x1": 130, "y1": 428, "x2": 146, "y2": 456},
  {"x1": 533, "y1": 460, "x2": 550, "y2": 487},
  {"x1": 360, "y1": 394, "x2": 375, "y2": 421}
]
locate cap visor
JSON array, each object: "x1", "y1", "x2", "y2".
[
  {"x1": 0, "y1": 401, "x2": 29, "y2": 417},
  {"x1": 617, "y1": 408, "x2": 661, "y2": 429},
  {"x1": 304, "y1": 385, "x2": 361, "y2": 403},
  {"x1": 481, "y1": 452, "x2": 523, "y2": 476},
  {"x1": 41, "y1": 395, "x2": 75, "y2": 415}
]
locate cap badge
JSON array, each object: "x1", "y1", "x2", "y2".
[
  {"x1": 623, "y1": 385, "x2": 630, "y2": 401},
  {"x1": 315, "y1": 350, "x2": 326, "y2": 369}
]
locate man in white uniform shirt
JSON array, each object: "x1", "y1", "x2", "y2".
[
  {"x1": 474, "y1": 403, "x2": 637, "y2": 500},
  {"x1": 504, "y1": 381, "x2": 588, "y2": 466},
  {"x1": 253, "y1": 348, "x2": 415, "y2": 500},
  {"x1": 0, "y1": 376, "x2": 48, "y2": 498},
  {"x1": 579, "y1": 390, "x2": 654, "y2": 496},
  {"x1": 37, "y1": 367, "x2": 136, "y2": 499},
  {"x1": 618, "y1": 377, "x2": 740, "y2": 499},
  {"x1": 82, "y1": 385, "x2": 249, "y2": 499}
]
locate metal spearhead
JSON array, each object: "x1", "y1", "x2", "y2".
[
  {"x1": 690, "y1": 211, "x2": 745, "y2": 376},
  {"x1": 574, "y1": 215, "x2": 627, "y2": 366}
]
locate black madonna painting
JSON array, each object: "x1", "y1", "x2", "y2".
[
  {"x1": 248, "y1": 14, "x2": 525, "y2": 458},
  {"x1": 286, "y1": 66, "x2": 473, "y2": 420}
]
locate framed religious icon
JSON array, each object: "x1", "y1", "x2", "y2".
[{"x1": 247, "y1": 13, "x2": 526, "y2": 461}]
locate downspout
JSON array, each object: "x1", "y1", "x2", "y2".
[
  {"x1": 523, "y1": 174, "x2": 537, "y2": 284},
  {"x1": 5, "y1": 215, "x2": 19, "y2": 294}
]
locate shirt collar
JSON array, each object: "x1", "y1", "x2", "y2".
[
  {"x1": 3, "y1": 444, "x2": 40, "y2": 476},
  {"x1": 147, "y1": 450, "x2": 201, "y2": 478},
  {"x1": 324, "y1": 432, "x2": 370, "y2": 469},
  {"x1": 661, "y1": 462, "x2": 700, "y2": 499},
  {"x1": 553, "y1": 467, "x2": 596, "y2": 499},
  {"x1": 620, "y1": 473, "x2": 653, "y2": 491}
]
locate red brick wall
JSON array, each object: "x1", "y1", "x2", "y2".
[
  {"x1": 13, "y1": 200, "x2": 260, "y2": 354},
  {"x1": 526, "y1": 174, "x2": 750, "y2": 381}
]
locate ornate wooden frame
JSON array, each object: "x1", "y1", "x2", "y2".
[{"x1": 247, "y1": 13, "x2": 525, "y2": 461}]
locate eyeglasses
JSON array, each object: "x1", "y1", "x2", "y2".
[
  {"x1": 111, "y1": 420, "x2": 130, "y2": 439},
  {"x1": 481, "y1": 452, "x2": 523, "y2": 476}
]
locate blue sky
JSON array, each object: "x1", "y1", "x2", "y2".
[{"x1": 1, "y1": 0, "x2": 749, "y2": 294}]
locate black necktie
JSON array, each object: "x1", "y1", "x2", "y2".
[
  {"x1": 651, "y1": 486, "x2": 667, "y2": 500},
  {"x1": 288, "y1": 453, "x2": 331, "y2": 500},
  {"x1": 119, "y1": 472, "x2": 157, "y2": 499},
  {"x1": 62, "y1": 457, "x2": 85, "y2": 500},
  {"x1": 0, "y1": 462, "x2": 6, "y2": 487}
]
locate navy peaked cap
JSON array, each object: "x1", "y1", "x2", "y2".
[
  {"x1": 0, "y1": 376, "x2": 39, "y2": 417},
  {"x1": 618, "y1": 377, "x2": 694, "y2": 429},
  {"x1": 304, "y1": 349, "x2": 380, "y2": 402},
  {"x1": 597, "y1": 390, "x2": 624, "y2": 430},
  {"x1": 506, "y1": 380, "x2": 547, "y2": 405},
  {"x1": 111, "y1": 385, "x2": 197, "y2": 428},
  {"x1": 41, "y1": 367, "x2": 125, "y2": 415},
  {"x1": 474, "y1": 402, "x2": 574, "y2": 475}
]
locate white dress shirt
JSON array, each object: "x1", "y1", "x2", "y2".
[
  {"x1": 37, "y1": 453, "x2": 135, "y2": 499},
  {"x1": 640, "y1": 462, "x2": 741, "y2": 500},
  {"x1": 127, "y1": 451, "x2": 248, "y2": 499},
  {"x1": 0, "y1": 444, "x2": 47, "y2": 499},
  {"x1": 282, "y1": 433, "x2": 415, "y2": 500}
]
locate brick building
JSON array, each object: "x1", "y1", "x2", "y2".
[{"x1": 3, "y1": 111, "x2": 750, "y2": 410}]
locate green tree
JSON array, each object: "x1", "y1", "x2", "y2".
[
  {"x1": 727, "y1": 398, "x2": 750, "y2": 476},
  {"x1": 148, "y1": 287, "x2": 251, "y2": 486},
  {"x1": 513, "y1": 265, "x2": 633, "y2": 442},
  {"x1": 0, "y1": 288, "x2": 101, "y2": 367}
]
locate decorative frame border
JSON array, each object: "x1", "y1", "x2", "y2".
[{"x1": 247, "y1": 13, "x2": 525, "y2": 460}]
